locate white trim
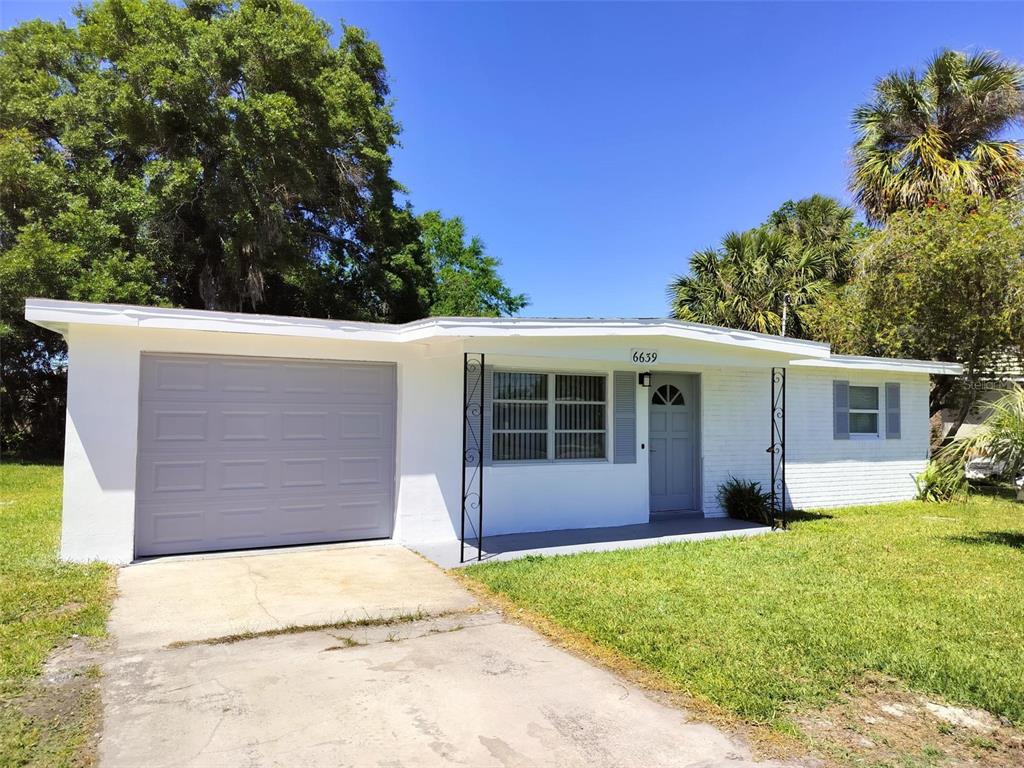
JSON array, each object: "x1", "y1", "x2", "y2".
[
  {"x1": 24, "y1": 298, "x2": 964, "y2": 373},
  {"x1": 791, "y1": 354, "x2": 962, "y2": 375},
  {"x1": 25, "y1": 298, "x2": 830, "y2": 357}
]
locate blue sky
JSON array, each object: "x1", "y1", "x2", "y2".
[{"x1": 3, "y1": 2, "x2": 1024, "y2": 317}]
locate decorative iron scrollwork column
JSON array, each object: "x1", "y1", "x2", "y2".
[
  {"x1": 461, "y1": 353, "x2": 485, "y2": 562},
  {"x1": 768, "y1": 367, "x2": 787, "y2": 529}
]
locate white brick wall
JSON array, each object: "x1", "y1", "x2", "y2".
[
  {"x1": 783, "y1": 368, "x2": 930, "y2": 510},
  {"x1": 700, "y1": 366, "x2": 930, "y2": 514},
  {"x1": 701, "y1": 367, "x2": 773, "y2": 516}
]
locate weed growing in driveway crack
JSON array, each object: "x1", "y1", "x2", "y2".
[{"x1": 165, "y1": 608, "x2": 459, "y2": 648}]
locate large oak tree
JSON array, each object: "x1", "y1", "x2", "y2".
[{"x1": 0, "y1": 0, "x2": 523, "y2": 456}]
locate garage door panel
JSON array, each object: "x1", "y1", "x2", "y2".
[
  {"x1": 139, "y1": 404, "x2": 394, "y2": 453},
  {"x1": 338, "y1": 409, "x2": 387, "y2": 439},
  {"x1": 145, "y1": 357, "x2": 211, "y2": 395},
  {"x1": 280, "y1": 457, "x2": 328, "y2": 489},
  {"x1": 145, "y1": 507, "x2": 210, "y2": 550},
  {"x1": 138, "y1": 492, "x2": 392, "y2": 555},
  {"x1": 333, "y1": 497, "x2": 392, "y2": 536},
  {"x1": 143, "y1": 408, "x2": 210, "y2": 444},
  {"x1": 140, "y1": 357, "x2": 395, "y2": 404},
  {"x1": 138, "y1": 449, "x2": 393, "y2": 501},
  {"x1": 220, "y1": 458, "x2": 271, "y2": 491},
  {"x1": 136, "y1": 354, "x2": 396, "y2": 557},
  {"x1": 338, "y1": 365, "x2": 394, "y2": 398},
  {"x1": 280, "y1": 410, "x2": 332, "y2": 441},
  {"x1": 220, "y1": 360, "x2": 275, "y2": 393},
  {"x1": 151, "y1": 460, "x2": 207, "y2": 494}
]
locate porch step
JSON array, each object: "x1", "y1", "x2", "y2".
[{"x1": 649, "y1": 510, "x2": 703, "y2": 523}]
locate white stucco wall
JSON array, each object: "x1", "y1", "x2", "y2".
[
  {"x1": 54, "y1": 323, "x2": 933, "y2": 563},
  {"x1": 477, "y1": 353, "x2": 650, "y2": 535},
  {"x1": 58, "y1": 325, "x2": 461, "y2": 563}
]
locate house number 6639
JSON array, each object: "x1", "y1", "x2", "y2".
[{"x1": 631, "y1": 349, "x2": 658, "y2": 364}]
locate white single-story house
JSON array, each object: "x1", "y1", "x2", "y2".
[{"x1": 25, "y1": 298, "x2": 962, "y2": 564}]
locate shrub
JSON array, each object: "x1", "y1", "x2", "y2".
[
  {"x1": 913, "y1": 461, "x2": 967, "y2": 503},
  {"x1": 716, "y1": 477, "x2": 772, "y2": 525}
]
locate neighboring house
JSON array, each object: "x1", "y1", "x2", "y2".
[
  {"x1": 940, "y1": 353, "x2": 1024, "y2": 439},
  {"x1": 25, "y1": 299, "x2": 961, "y2": 564}
]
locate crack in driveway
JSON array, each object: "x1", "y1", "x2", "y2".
[{"x1": 241, "y1": 558, "x2": 280, "y2": 627}]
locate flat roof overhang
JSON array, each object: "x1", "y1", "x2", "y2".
[{"x1": 24, "y1": 298, "x2": 962, "y2": 375}]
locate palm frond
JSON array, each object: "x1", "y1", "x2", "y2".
[{"x1": 850, "y1": 49, "x2": 1024, "y2": 222}]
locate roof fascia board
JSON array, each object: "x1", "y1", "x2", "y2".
[
  {"x1": 789, "y1": 356, "x2": 963, "y2": 375},
  {"x1": 418, "y1": 324, "x2": 829, "y2": 357},
  {"x1": 24, "y1": 299, "x2": 404, "y2": 342},
  {"x1": 26, "y1": 299, "x2": 961, "y2": 372},
  {"x1": 25, "y1": 298, "x2": 832, "y2": 358}
]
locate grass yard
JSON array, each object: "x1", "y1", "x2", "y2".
[
  {"x1": 466, "y1": 495, "x2": 1024, "y2": 736},
  {"x1": 0, "y1": 463, "x2": 113, "y2": 767}
]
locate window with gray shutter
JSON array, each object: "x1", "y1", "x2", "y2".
[
  {"x1": 833, "y1": 380, "x2": 850, "y2": 439},
  {"x1": 613, "y1": 371, "x2": 637, "y2": 464},
  {"x1": 885, "y1": 382, "x2": 901, "y2": 439},
  {"x1": 849, "y1": 385, "x2": 880, "y2": 436}
]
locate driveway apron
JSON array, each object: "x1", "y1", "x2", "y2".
[{"x1": 100, "y1": 544, "x2": 798, "y2": 767}]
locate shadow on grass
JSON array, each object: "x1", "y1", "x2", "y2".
[
  {"x1": 950, "y1": 531, "x2": 1024, "y2": 550},
  {"x1": 967, "y1": 482, "x2": 1020, "y2": 502},
  {"x1": 0, "y1": 456, "x2": 63, "y2": 467},
  {"x1": 783, "y1": 509, "x2": 834, "y2": 524}
]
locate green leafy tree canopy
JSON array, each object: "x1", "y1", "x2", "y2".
[
  {"x1": 420, "y1": 211, "x2": 528, "y2": 317},
  {"x1": 830, "y1": 195, "x2": 1024, "y2": 425},
  {"x1": 0, "y1": 0, "x2": 524, "y2": 456}
]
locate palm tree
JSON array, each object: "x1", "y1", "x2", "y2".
[
  {"x1": 765, "y1": 195, "x2": 863, "y2": 283},
  {"x1": 851, "y1": 49, "x2": 1024, "y2": 223},
  {"x1": 668, "y1": 228, "x2": 831, "y2": 337}
]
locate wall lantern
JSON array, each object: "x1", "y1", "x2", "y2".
[{"x1": 638, "y1": 372, "x2": 652, "y2": 388}]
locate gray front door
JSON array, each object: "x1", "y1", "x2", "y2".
[
  {"x1": 648, "y1": 374, "x2": 698, "y2": 513},
  {"x1": 135, "y1": 353, "x2": 396, "y2": 557}
]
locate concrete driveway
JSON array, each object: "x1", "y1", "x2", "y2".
[
  {"x1": 109, "y1": 544, "x2": 475, "y2": 649},
  {"x1": 101, "y1": 544, "x2": 797, "y2": 768}
]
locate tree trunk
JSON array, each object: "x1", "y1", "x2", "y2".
[
  {"x1": 945, "y1": 339, "x2": 983, "y2": 441},
  {"x1": 929, "y1": 376, "x2": 955, "y2": 417},
  {"x1": 946, "y1": 394, "x2": 975, "y2": 442}
]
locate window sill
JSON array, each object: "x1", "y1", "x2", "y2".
[{"x1": 849, "y1": 433, "x2": 881, "y2": 440}]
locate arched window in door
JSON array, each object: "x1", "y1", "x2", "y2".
[{"x1": 651, "y1": 384, "x2": 685, "y2": 406}]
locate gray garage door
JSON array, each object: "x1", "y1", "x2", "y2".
[{"x1": 135, "y1": 354, "x2": 396, "y2": 557}]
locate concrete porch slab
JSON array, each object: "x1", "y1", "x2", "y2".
[
  {"x1": 110, "y1": 544, "x2": 477, "y2": 650},
  {"x1": 414, "y1": 516, "x2": 772, "y2": 568}
]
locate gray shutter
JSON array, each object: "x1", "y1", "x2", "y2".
[
  {"x1": 613, "y1": 371, "x2": 637, "y2": 464},
  {"x1": 482, "y1": 365, "x2": 494, "y2": 465},
  {"x1": 833, "y1": 380, "x2": 850, "y2": 440},
  {"x1": 885, "y1": 382, "x2": 901, "y2": 439}
]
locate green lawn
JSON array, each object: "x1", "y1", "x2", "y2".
[
  {"x1": 0, "y1": 463, "x2": 113, "y2": 766},
  {"x1": 466, "y1": 495, "x2": 1024, "y2": 729}
]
